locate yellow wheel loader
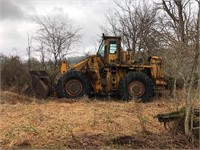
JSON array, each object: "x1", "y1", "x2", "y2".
[{"x1": 23, "y1": 34, "x2": 167, "y2": 102}]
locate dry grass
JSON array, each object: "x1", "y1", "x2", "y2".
[{"x1": 0, "y1": 91, "x2": 199, "y2": 149}]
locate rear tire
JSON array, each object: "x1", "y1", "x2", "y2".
[
  {"x1": 56, "y1": 70, "x2": 91, "y2": 99},
  {"x1": 118, "y1": 72, "x2": 154, "y2": 102}
]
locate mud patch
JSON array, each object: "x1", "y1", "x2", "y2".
[{"x1": 14, "y1": 140, "x2": 31, "y2": 148}]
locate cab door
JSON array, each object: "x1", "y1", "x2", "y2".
[
  {"x1": 105, "y1": 39, "x2": 120, "y2": 65},
  {"x1": 97, "y1": 37, "x2": 121, "y2": 65}
]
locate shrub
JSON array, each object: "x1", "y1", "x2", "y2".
[{"x1": 0, "y1": 55, "x2": 29, "y2": 92}]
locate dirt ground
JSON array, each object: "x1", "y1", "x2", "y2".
[{"x1": 0, "y1": 91, "x2": 199, "y2": 149}]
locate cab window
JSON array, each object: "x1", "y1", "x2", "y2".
[
  {"x1": 97, "y1": 40, "x2": 105, "y2": 57},
  {"x1": 109, "y1": 41, "x2": 117, "y2": 54}
]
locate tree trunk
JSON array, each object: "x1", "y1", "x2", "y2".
[
  {"x1": 176, "y1": 0, "x2": 185, "y2": 42},
  {"x1": 197, "y1": 0, "x2": 200, "y2": 100},
  {"x1": 173, "y1": 77, "x2": 178, "y2": 110},
  {"x1": 184, "y1": 51, "x2": 199, "y2": 137}
]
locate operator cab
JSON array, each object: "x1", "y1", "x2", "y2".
[{"x1": 97, "y1": 34, "x2": 121, "y2": 65}]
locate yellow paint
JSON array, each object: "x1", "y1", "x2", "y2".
[
  {"x1": 60, "y1": 60, "x2": 68, "y2": 74},
  {"x1": 54, "y1": 36, "x2": 167, "y2": 95}
]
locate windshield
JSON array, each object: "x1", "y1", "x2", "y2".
[{"x1": 97, "y1": 40, "x2": 105, "y2": 57}]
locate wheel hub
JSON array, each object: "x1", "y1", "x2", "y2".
[
  {"x1": 128, "y1": 81, "x2": 145, "y2": 97},
  {"x1": 65, "y1": 79, "x2": 82, "y2": 96}
]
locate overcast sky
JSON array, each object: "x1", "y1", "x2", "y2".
[{"x1": 0, "y1": 0, "x2": 119, "y2": 59}]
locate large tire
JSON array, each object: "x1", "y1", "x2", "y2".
[
  {"x1": 56, "y1": 70, "x2": 91, "y2": 98},
  {"x1": 118, "y1": 72, "x2": 154, "y2": 102}
]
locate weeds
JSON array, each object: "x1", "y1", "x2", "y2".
[
  {"x1": 134, "y1": 102, "x2": 148, "y2": 134},
  {"x1": 0, "y1": 91, "x2": 198, "y2": 149},
  {"x1": 4, "y1": 124, "x2": 39, "y2": 148}
]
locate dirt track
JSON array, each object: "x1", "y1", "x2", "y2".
[{"x1": 0, "y1": 91, "x2": 199, "y2": 149}]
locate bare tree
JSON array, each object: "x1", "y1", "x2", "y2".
[
  {"x1": 35, "y1": 15, "x2": 81, "y2": 69},
  {"x1": 158, "y1": 0, "x2": 199, "y2": 137},
  {"x1": 196, "y1": 0, "x2": 200, "y2": 101},
  {"x1": 183, "y1": 0, "x2": 200, "y2": 137},
  {"x1": 101, "y1": 0, "x2": 159, "y2": 58},
  {"x1": 35, "y1": 42, "x2": 47, "y2": 70},
  {"x1": 26, "y1": 33, "x2": 33, "y2": 70}
]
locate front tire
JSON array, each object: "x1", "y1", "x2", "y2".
[{"x1": 56, "y1": 70, "x2": 91, "y2": 99}]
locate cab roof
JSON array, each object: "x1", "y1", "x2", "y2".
[{"x1": 102, "y1": 33, "x2": 121, "y2": 40}]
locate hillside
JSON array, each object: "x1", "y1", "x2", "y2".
[{"x1": 0, "y1": 91, "x2": 199, "y2": 149}]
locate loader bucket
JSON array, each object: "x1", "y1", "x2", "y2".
[{"x1": 23, "y1": 71, "x2": 51, "y2": 99}]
